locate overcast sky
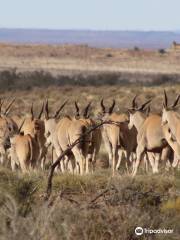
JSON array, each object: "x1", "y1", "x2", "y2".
[{"x1": 0, "y1": 0, "x2": 179, "y2": 31}]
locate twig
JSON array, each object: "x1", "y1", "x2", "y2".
[
  {"x1": 59, "y1": 193, "x2": 79, "y2": 205},
  {"x1": 89, "y1": 189, "x2": 110, "y2": 204}
]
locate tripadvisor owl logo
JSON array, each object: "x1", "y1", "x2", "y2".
[
  {"x1": 135, "y1": 227, "x2": 144, "y2": 236},
  {"x1": 135, "y1": 226, "x2": 174, "y2": 236}
]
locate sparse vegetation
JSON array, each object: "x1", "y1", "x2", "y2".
[
  {"x1": 0, "y1": 69, "x2": 180, "y2": 90},
  {"x1": 0, "y1": 167, "x2": 179, "y2": 240},
  {"x1": 0, "y1": 43, "x2": 180, "y2": 86}
]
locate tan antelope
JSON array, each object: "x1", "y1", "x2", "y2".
[
  {"x1": 44, "y1": 100, "x2": 91, "y2": 175},
  {"x1": 162, "y1": 91, "x2": 180, "y2": 168},
  {"x1": 74, "y1": 101, "x2": 102, "y2": 172},
  {"x1": 128, "y1": 96, "x2": 170, "y2": 176},
  {"x1": 56, "y1": 106, "x2": 91, "y2": 175},
  {"x1": 9, "y1": 120, "x2": 38, "y2": 172},
  {"x1": 65, "y1": 115, "x2": 91, "y2": 175},
  {"x1": 100, "y1": 99, "x2": 137, "y2": 176},
  {"x1": 44, "y1": 99, "x2": 68, "y2": 171},
  {"x1": 21, "y1": 103, "x2": 46, "y2": 169},
  {"x1": 0, "y1": 99, "x2": 18, "y2": 165}
]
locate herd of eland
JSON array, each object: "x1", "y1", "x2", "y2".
[{"x1": 0, "y1": 91, "x2": 179, "y2": 176}]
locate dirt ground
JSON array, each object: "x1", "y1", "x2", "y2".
[{"x1": 0, "y1": 43, "x2": 180, "y2": 75}]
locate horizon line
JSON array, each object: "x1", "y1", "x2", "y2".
[{"x1": 0, "y1": 27, "x2": 179, "y2": 33}]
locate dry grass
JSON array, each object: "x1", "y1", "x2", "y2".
[
  {"x1": 1, "y1": 84, "x2": 180, "y2": 118},
  {"x1": 0, "y1": 167, "x2": 179, "y2": 240},
  {"x1": 0, "y1": 43, "x2": 180, "y2": 75},
  {"x1": 0, "y1": 43, "x2": 180, "y2": 239},
  {"x1": 0, "y1": 44, "x2": 180, "y2": 92}
]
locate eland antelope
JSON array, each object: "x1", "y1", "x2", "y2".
[
  {"x1": 9, "y1": 120, "x2": 38, "y2": 172},
  {"x1": 44, "y1": 100, "x2": 91, "y2": 175},
  {"x1": 74, "y1": 101, "x2": 102, "y2": 172},
  {"x1": 162, "y1": 91, "x2": 180, "y2": 168},
  {"x1": 0, "y1": 99, "x2": 18, "y2": 165},
  {"x1": 22, "y1": 103, "x2": 46, "y2": 169},
  {"x1": 44, "y1": 99, "x2": 68, "y2": 171},
  {"x1": 128, "y1": 96, "x2": 170, "y2": 176},
  {"x1": 100, "y1": 99, "x2": 137, "y2": 176}
]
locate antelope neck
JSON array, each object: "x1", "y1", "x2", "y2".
[{"x1": 133, "y1": 112, "x2": 146, "y2": 132}]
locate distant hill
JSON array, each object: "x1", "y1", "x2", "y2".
[{"x1": 0, "y1": 28, "x2": 180, "y2": 49}]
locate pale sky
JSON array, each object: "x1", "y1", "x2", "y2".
[{"x1": 0, "y1": 0, "x2": 179, "y2": 31}]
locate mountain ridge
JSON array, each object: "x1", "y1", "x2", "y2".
[{"x1": 0, "y1": 28, "x2": 180, "y2": 49}]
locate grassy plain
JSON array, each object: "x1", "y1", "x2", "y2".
[{"x1": 0, "y1": 43, "x2": 180, "y2": 239}]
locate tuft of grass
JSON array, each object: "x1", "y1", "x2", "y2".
[
  {"x1": 52, "y1": 170, "x2": 111, "y2": 194},
  {"x1": 161, "y1": 197, "x2": 180, "y2": 212}
]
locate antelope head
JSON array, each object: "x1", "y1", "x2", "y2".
[
  {"x1": 162, "y1": 90, "x2": 180, "y2": 125},
  {"x1": 74, "y1": 101, "x2": 92, "y2": 119},
  {"x1": 44, "y1": 99, "x2": 67, "y2": 144},
  {"x1": 30, "y1": 101, "x2": 44, "y2": 121},
  {"x1": 2, "y1": 117, "x2": 19, "y2": 150},
  {"x1": 99, "y1": 99, "x2": 116, "y2": 121},
  {"x1": 44, "y1": 99, "x2": 67, "y2": 121},
  {"x1": 128, "y1": 95, "x2": 152, "y2": 130}
]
